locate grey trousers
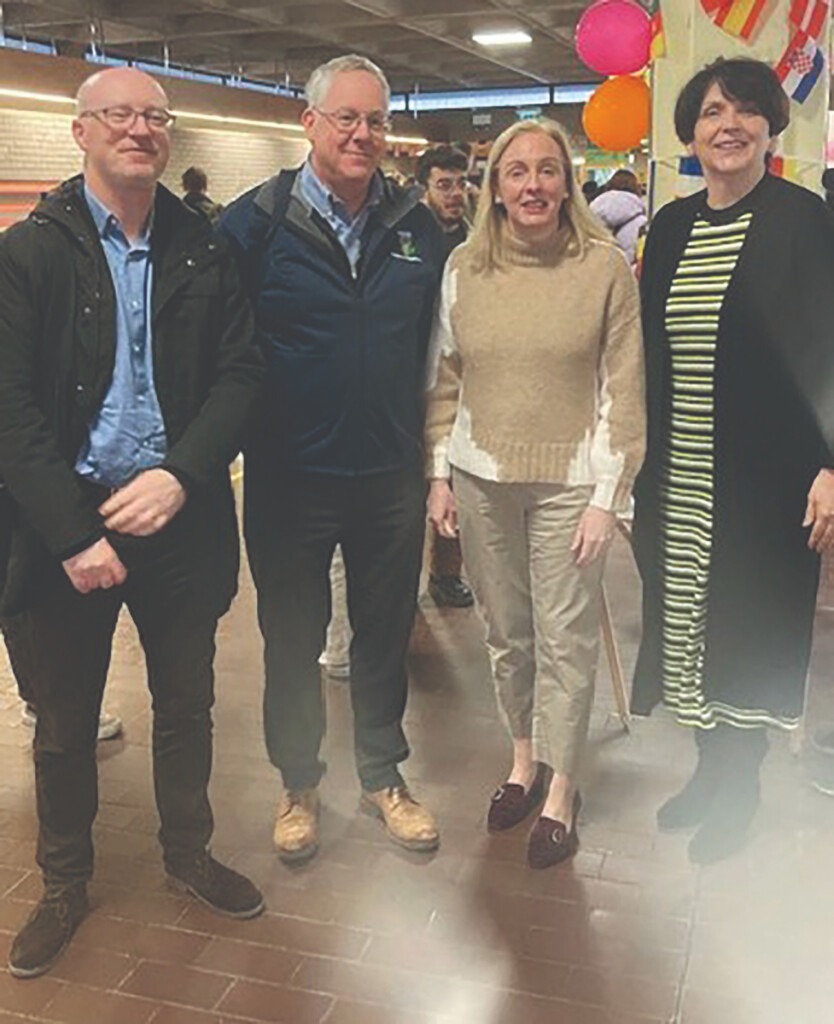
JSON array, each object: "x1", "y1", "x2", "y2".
[{"x1": 454, "y1": 469, "x2": 605, "y2": 777}]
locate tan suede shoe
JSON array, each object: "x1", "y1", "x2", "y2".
[
  {"x1": 361, "y1": 786, "x2": 439, "y2": 852},
  {"x1": 273, "y1": 789, "x2": 320, "y2": 863}
]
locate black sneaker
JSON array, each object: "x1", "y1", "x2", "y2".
[
  {"x1": 166, "y1": 851, "x2": 265, "y2": 919},
  {"x1": 8, "y1": 884, "x2": 89, "y2": 979},
  {"x1": 428, "y1": 575, "x2": 474, "y2": 608}
]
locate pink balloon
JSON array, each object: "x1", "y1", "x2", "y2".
[{"x1": 576, "y1": 0, "x2": 651, "y2": 76}]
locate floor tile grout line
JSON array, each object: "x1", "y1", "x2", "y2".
[
  {"x1": 670, "y1": 865, "x2": 702, "y2": 1024},
  {"x1": 210, "y1": 973, "x2": 239, "y2": 1013}
]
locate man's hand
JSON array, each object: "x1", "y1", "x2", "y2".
[
  {"x1": 99, "y1": 468, "x2": 187, "y2": 537},
  {"x1": 570, "y1": 506, "x2": 616, "y2": 568},
  {"x1": 62, "y1": 537, "x2": 127, "y2": 594},
  {"x1": 804, "y1": 469, "x2": 834, "y2": 553},
  {"x1": 427, "y1": 478, "x2": 458, "y2": 539}
]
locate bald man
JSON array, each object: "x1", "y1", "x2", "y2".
[{"x1": 0, "y1": 67, "x2": 265, "y2": 979}]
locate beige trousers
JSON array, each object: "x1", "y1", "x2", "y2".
[{"x1": 453, "y1": 469, "x2": 604, "y2": 777}]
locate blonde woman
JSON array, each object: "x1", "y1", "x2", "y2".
[{"x1": 426, "y1": 120, "x2": 645, "y2": 868}]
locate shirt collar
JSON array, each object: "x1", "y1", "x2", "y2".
[
  {"x1": 299, "y1": 160, "x2": 383, "y2": 223},
  {"x1": 83, "y1": 181, "x2": 154, "y2": 247}
]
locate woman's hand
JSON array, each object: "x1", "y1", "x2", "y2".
[
  {"x1": 428, "y1": 478, "x2": 458, "y2": 539},
  {"x1": 571, "y1": 506, "x2": 616, "y2": 567},
  {"x1": 804, "y1": 469, "x2": 834, "y2": 553}
]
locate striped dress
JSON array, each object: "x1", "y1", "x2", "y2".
[
  {"x1": 633, "y1": 174, "x2": 829, "y2": 730},
  {"x1": 659, "y1": 210, "x2": 770, "y2": 729}
]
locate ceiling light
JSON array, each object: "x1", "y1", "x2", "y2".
[
  {"x1": 0, "y1": 87, "x2": 427, "y2": 146},
  {"x1": 0, "y1": 86, "x2": 74, "y2": 105},
  {"x1": 472, "y1": 30, "x2": 533, "y2": 46}
]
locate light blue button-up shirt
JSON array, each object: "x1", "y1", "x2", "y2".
[
  {"x1": 297, "y1": 160, "x2": 383, "y2": 274},
  {"x1": 75, "y1": 185, "x2": 168, "y2": 489}
]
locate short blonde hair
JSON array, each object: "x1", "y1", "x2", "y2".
[{"x1": 467, "y1": 118, "x2": 610, "y2": 274}]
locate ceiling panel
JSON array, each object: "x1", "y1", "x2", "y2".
[{"x1": 1, "y1": 0, "x2": 604, "y2": 91}]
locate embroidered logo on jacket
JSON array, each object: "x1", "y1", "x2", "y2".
[{"x1": 395, "y1": 230, "x2": 421, "y2": 261}]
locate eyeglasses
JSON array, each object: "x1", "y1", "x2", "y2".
[
  {"x1": 315, "y1": 107, "x2": 390, "y2": 136},
  {"x1": 80, "y1": 106, "x2": 176, "y2": 130},
  {"x1": 429, "y1": 177, "x2": 466, "y2": 194}
]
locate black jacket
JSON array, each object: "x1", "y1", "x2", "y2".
[
  {"x1": 220, "y1": 168, "x2": 446, "y2": 477},
  {"x1": 632, "y1": 174, "x2": 834, "y2": 719},
  {"x1": 0, "y1": 175, "x2": 263, "y2": 612}
]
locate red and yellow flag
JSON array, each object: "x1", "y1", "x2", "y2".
[
  {"x1": 649, "y1": 0, "x2": 666, "y2": 60},
  {"x1": 700, "y1": 0, "x2": 770, "y2": 39}
]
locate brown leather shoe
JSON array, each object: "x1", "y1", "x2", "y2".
[
  {"x1": 527, "y1": 791, "x2": 581, "y2": 870},
  {"x1": 361, "y1": 786, "x2": 440, "y2": 852},
  {"x1": 487, "y1": 762, "x2": 547, "y2": 833},
  {"x1": 273, "y1": 789, "x2": 320, "y2": 863}
]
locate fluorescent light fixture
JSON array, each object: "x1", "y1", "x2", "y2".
[
  {"x1": 472, "y1": 29, "x2": 533, "y2": 46},
  {"x1": 171, "y1": 108, "x2": 305, "y2": 132},
  {"x1": 0, "y1": 86, "x2": 74, "y2": 105},
  {"x1": 174, "y1": 109, "x2": 429, "y2": 145},
  {"x1": 0, "y1": 87, "x2": 426, "y2": 145}
]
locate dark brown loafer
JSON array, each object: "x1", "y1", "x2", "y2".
[
  {"x1": 487, "y1": 763, "x2": 547, "y2": 832},
  {"x1": 527, "y1": 791, "x2": 581, "y2": 869}
]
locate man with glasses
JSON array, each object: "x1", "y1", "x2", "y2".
[
  {"x1": 0, "y1": 66, "x2": 265, "y2": 979},
  {"x1": 415, "y1": 145, "x2": 475, "y2": 611},
  {"x1": 222, "y1": 54, "x2": 444, "y2": 864}
]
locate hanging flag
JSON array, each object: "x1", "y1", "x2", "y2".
[
  {"x1": 649, "y1": 0, "x2": 666, "y2": 59},
  {"x1": 714, "y1": 0, "x2": 769, "y2": 39},
  {"x1": 789, "y1": 0, "x2": 829, "y2": 40},
  {"x1": 699, "y1": 0, "x2": 772, "y2": 39},
  {"x1": 676, "y1": 155, "x2": 705, "y2": 198},
  {"x1": 768, "y1": 155, "x2": 800, "y2": 181},
  {"x1": 775, "y1": 30, "x2": 826, "y2": 103}
]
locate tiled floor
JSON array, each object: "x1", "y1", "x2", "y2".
[{"x1": 2, "y1": 529, "x2": 834, "y2": 1024}]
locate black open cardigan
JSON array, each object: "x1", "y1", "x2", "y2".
[{"x1": 631, "y1": 173, "x2": 834, "y2": 724}]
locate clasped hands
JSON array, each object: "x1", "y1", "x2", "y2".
[
  {"x1": 805, "y1": 469, "x2": 834, "y2": 553},
  {"x1": 61, "y1": 468, "x2": 186, "y2": 594},
  {"x1": 427, "y1": 479, "x2": 616, "y2": 567}
]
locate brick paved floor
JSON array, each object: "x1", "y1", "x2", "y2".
[{"x1": 1, "y1": 531, "x2": 833, "y2": 1024}]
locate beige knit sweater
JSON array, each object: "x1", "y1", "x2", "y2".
[{"x1": 425, "y1": 226, "x2": 646, "y2": 512}]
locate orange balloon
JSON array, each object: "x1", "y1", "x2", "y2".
[{"x1": 582, "y1": 75, "x2": 650, "y2": 153}]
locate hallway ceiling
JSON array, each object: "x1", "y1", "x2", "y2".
[{"x1": 1, "y1": 0, "x2": 601, "y2": 92}]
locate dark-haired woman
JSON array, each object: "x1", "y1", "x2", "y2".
[{"x1": 633, "y1": 57, "x2": 834, "y2": 864}]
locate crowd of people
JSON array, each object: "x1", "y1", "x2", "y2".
[{"x1": 0, "y1": 50, "x2": 833, "y2": 981}]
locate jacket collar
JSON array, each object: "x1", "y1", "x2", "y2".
[
  {"x1": 254, "y1": 166, "x2": 423, "y2": 231},
  {"x1": 33, "y1": 174, "x2": 207, "y2": 255}
]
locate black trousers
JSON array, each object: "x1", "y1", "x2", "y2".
[
  {"x1": 244, "y1": 465, "x2": 426, "y2": 792},
  {"x1": 0, "y1": 612, "x2": 36, "y2": 705},
  {"x1": 23, "y1": 491, "x2": 233, "y2": 888}
]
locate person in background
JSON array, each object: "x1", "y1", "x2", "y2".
[
  {"x1": 221, "y1": 54, "x2": 444, "y2": 865},
  {"x1": 2, "y1": 614, "x2": 123, "y2": 740},
  {"x1": 590, "y1": 169, "x2": 647, "y2": 267},
  {"x1": 581, "y1": 179, "x2": 601, "y2": 204},
  {"x1": 416, "y1": 145, "x2": 475, "y2": 609},
  {"x1": 319, "y1": 545, "x2": 351, "y2": 678},
  {"x1": 0, "y1": 66, "x2": 265, "y2": 980},
  {"x1": 632, "y1": 58, "x2": 834, "y2": 863},
  {"x1": 426, "y1": 119, "x2": 644, "y2": 869},
  {"x1": 822, "y1": 167, "x2": 834, "y2": 215},
  {"x1": 181, "y1": 166, "x2": 223, "y2": 225}
]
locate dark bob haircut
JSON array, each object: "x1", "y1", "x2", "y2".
[
  {"x1": 674, "y1": 57, "x2": 789, "y2": 145},
  {"x1": 416, "y1": 145, "x2": 468, "y2": 187}
]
